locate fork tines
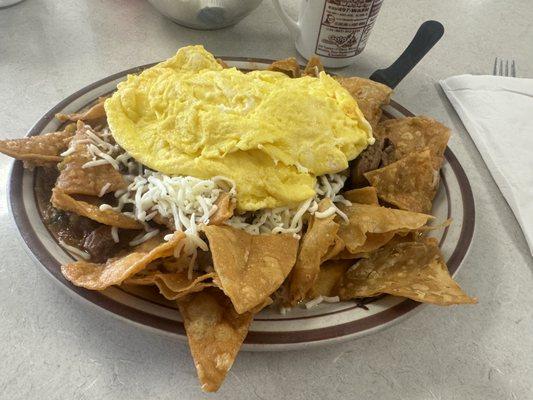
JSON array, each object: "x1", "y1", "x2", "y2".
[{"x1": 493, "y1": 57, "x2": 517, "y2": 77}]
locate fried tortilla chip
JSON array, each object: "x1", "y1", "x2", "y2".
[
  {"x1": 61, "y1": 232, "x2": 185, "y2": 290},
  {"x1": 152, "y1": 193, "x2": 235, "y2": 230},
  {"x1": 303, "y1": 56, "x2": 324, "y2": 77},
  {"x1": 335, "y1": 76, "x2": 392, "y2": 128},
  {"x1": 337, "y1": 203, "x2": 432, "y2": 253},
  {"x1": 334, "y1": 231, "x2": 417, "y2": 260},
  {"x1": 325, "y1": 188, "x2": 381, "y2": 261},
  {"x1": 365, "y1": 150, "x2": 438, "y2": 213},
  {"x1": 333, "y1": 231, "x2": 399, "y2": 260},
  {"x1": 415, "y1": 218, "x2": 452, "y2": 233},
  {"x1": 337, "y1": 232, "x2": 396, "y2": 259},
  {"x1": 0, "y1": 129, "x2": 74, "y2": 167},
  {"x1": 331, "y1": 249, "x2": 359, "y2": 260},
  {"x1": 337, "y1": 240, "x2": 477, "y2": 305},
  {"x1": 322, "y1": 234, "x2": 345, "y2": 262},
  {"x1": 56, "y1": 122, "x2": 127, "y2": 196},
  {"x1": 177, "y1": 288, "x2": 260, "y2": 392},
  {"x1": 203, "y1": 225, "x2": 298, "y2": 314},
  {"x1": 289, "y1": 199, "x2": 339, "y2": 305},
  {"x1": 376, "y1": 116, "x2": 451, "y2": 170},
  {"x1": 268, "y1": 57, "x2": 301, "y2": 78},
  {"x1": 308, "y1": 259, "x2": 352, "y2": 299},
  {"x1": 51, "y1": 188, "x2": 142, "y2": 229},
  {"x1": 342, "y1": 187, "x2": 379, "y2": 205},
  {"x1": 126, "y1": 271, "x2": 216, "y2": 300},
  {"x1": 209, "y1": 193, "x2": 236, "y2": 225},
  {"x1": 56, "y1": 97, "x2": 107, "y2": 123}
]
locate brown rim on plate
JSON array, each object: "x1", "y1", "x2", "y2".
[{"x1": 7, "y1": 58, "x2": 475, "y2": 346}]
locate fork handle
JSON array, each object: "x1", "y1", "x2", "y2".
[{"x1": 369, "y1": 20, "x2": 444, "y2": 89}]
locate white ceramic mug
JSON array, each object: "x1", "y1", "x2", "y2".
[{"x1": 272, "y1": 0, "x2": 384, "y2": 68}]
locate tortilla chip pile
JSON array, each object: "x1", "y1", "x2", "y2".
[{"x1": 0, "y1": 56, "x2": 476, "y2": 393}]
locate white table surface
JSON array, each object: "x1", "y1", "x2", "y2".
[{"x1": 1, "y1": 1, "x2": 532, "y2": 399}]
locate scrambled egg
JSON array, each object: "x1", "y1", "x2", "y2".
[{"x1": 105, "y1": 45, "x2": 373, "y2": 211}]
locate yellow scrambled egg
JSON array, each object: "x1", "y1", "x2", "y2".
[{"x1": 105, "y1": 45, "x2": 373, "y2": 211}]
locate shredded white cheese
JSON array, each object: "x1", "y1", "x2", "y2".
[
  {"x1": 75, "y1": 125, "x2": 133, "y2": 171},
  {"x1": 128, "y1": 229, "x2": 160, "y2": 247},
  {"x1": 111, "y1": 226, "x2": 119, "y2": 243},
  {"x1": 226, "y1": 173, "x2": 351, "y2": 238},
  {"x1": 96, "y1": 168, "x2": 235, "y2": 272},
  {"x1": 279, "y1": 306, "x2": 290, "y2": 315},
  {"x1": 305, "y1": 295, "x2": 340, "y2": 309},
  {"x1": 59, "y1": 240, "x2": 90, "y2": 260},
  {"x1": 314, "y1": 207, "x2": 337, "y2": 219},
  {"x1": 323, "y1": 295, "x2": 340, "y2": 303},
  {"x1": 98, "y1": 182, "x2": 111, "y2": 197},
  {"x1": 305, "y1": 296, "x2": 340, "y2": 310},
  {"x1": 103, "y1": 170, "x2": 236, "y2": 234},
  {"x1": 81, "y1": 159, "x2": 113, "y2": 169},
  {"x1": 305, "y1": 296, "x2": 324, "y2": 309},
  {"x1": 99, "y1": 204, "x2": 114, "y2": 211},
  {"x1": 59, "y1": 146, "x2": 76, "y2": 157},
  {"x1": 85, "y1": 144, "x2": 120, "y2": 170}
]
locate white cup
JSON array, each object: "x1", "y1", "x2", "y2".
[{"x1": 272, "y1": 0, "x2": 384, "y2": 68}]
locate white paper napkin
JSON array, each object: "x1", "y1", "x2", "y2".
[{"x1": 440, "y1": 74, "x2": 533, "y2": 255}]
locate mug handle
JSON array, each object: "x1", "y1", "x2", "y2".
[{"x1": 271, "y1": 0, "x2": 300, "y2": 37}]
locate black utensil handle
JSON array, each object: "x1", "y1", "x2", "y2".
[{"x1": 369, "y1": 20, "x2": 444, "y2": 89}]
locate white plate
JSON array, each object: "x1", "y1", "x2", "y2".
[{"x1": 8, "y1": 58, "x2": 475, "y2": 351}]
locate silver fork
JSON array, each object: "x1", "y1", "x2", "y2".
[{"x1": 493, "y1": 57, "x2": 517, "y2": 77}]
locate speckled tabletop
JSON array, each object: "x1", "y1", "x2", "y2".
[{"x1": 1, "y1": 0, "x2": 532, "y2": 399}]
